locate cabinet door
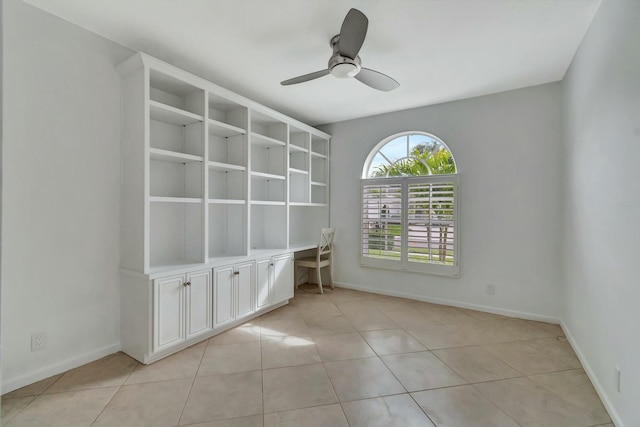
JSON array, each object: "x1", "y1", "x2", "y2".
[
  {"x1": 236, "y1": 261, "x2": 254, "y2": 319},
  {"x1": 153, "y1": 274, "x2": 185, "y2": 352},
  {"x1": 255, "y1": 258, "x2": 271, "y2": 310},
  {"x1": 186, "y1": 269, "x2": 212, "y2": 339},
  {"x1": 272, "y1": 254, "x2": 294, "y2": 303},
  {"x1": 213, "y1": 265, "x2": 235, "y2": 328}
]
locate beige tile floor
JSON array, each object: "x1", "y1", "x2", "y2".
[{"x1": 2, "y1": 286, "x2": 614, "y2": 427}]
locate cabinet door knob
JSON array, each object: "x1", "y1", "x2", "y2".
[
  {"x1": 233, "y1": 271, "x2": 240, "y2": 275},
  {"x1": 270, "y1": 263, "x2": 274, "y2": 267},
  {"x1": 183, "y1": 281, "x2": 191, "y2": 287}
]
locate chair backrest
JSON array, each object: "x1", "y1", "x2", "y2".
[{"x1": 318, "y1": 228, "x2": 335, "y2": 256}]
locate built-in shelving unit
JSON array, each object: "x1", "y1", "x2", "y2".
[
  {"x1": 118, "y1": 52, "x2": 330, "y2": 366},
  {"x1": 206, "y1": 91, "x2": 248, "y2": 259},
  {"x1": 310, "y1": 134, "x2": 329, "y2": 206},
  {"x1": 145, "y1": 70, "x2": 207, "y2": 269},
  {"x1": 289, "y1": 126, "x2": 310, "y2": 205},
  {"x1": 118, "y1": 53, "x2": 330, "y2": 274},
  {"x1": 287, "y1": 127, "x2": 329, "y2": 246}
]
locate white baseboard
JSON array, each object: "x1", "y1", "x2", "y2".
[
  {"x1": 2, "y1": 342, "x2": 121, "y2": 394},
  {"x1": 334, "y1": 281, "x2": 561, "y2": 324},
  {"x1": 561, "y1": 320, "x2": 624, "y2": 427}
]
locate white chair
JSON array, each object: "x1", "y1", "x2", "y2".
[{"x1": 295, "y1": 228, "x2": 335, "y2": 294}]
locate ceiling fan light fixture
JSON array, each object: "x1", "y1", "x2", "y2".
[
  {"x1": 330, "y1": 62, "x2": 361, "y2": 78},
  {"x1": 280, "y1": 8, "x2": 399, "y2": 90}
]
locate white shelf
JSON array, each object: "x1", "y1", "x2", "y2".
[
  {"x1": 208, "y1": 119, "x2": 245, "y2": 138},
  {"x1": 250, "y1": 200, "x2": 286, "y2": 206},
  {"x1": 149, "y1": 100, "x2": 203, "y2": 125},
  {"x1": 289, "y1": 202, "x2": 328, "y2": 207},
  {"x1": 289, "y1": 144, "x2": 309, "y2": 153},
  {"x1": 150, "y1": 196, "x2": 203, "y2": 203},
  {"x1": 311, "y1": 181, "x2": 327, "y2": 187},
  {"x1": 251, "y1": 171, "x2": 286, "y2": 181},
  {"x1": 251, "y1": 132, "x2": 286, "y2": 148},
  {"x1": 208, "y1": 199, "x2": 246, "y2": 205},
  {"x1": 289, "y1": 168, "x2": 309, "y2": 175},
  {"x1": 310, "y1": 151, "x2": 327, "y2": 159},
  {"x1": 208, "y1": 161, "x2": 245, "y2": 172},
  {"x1": 150, "y1": 148, "x2": 203, "y2": 163}
]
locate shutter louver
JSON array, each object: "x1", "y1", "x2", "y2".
[
  {"x1": 407, "y1": 181, "x2": 455, "y2": 265},
  {"x1": 362, "y1": 182, "x2": 403, "y2": 261}
]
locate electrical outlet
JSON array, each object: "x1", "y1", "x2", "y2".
[
  {"x1": 31, "y1": 332, "x2": 47, "y2": 351},
  {"x1": 486, "y1": 284, "x2": 496, "y2": 295},
  {"x1": 615, "y1": 365, "x2": 621, "y2": 393}
]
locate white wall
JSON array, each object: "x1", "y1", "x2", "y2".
[
  {"x1": 562, "y1": 1, "x2": 640, "y2": 425},
  {"x1": 1, "y1": 1, "x2": 132, "y2": 391},
  {"x1": 321, "y1": 83, "x2": 564, "y2": 320},
  {"x1": 0, "y1": 0, "x2": 5, "y2": 390}
]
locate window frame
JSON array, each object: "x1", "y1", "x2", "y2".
[
  {"x1": 362, "y1": 131, "x2": 458, "y2": 179},
  {"x1": 360, "y1": 132, "x2": 460, "y2": 277}
]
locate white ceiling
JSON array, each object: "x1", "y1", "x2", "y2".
[{"x1": 22, "y1": 0, "x2": 600, "y2": 126}]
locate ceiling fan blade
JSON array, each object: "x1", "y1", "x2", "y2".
[
  {"x1": 355, "y1": 68, "x2": 400, "y2": 92},
  {"x1": 281, "y1": 69, "x2": 330, "y2": 86},
  {"x1": 338, "y1": 8, "x2": 368, "y2": 59}
]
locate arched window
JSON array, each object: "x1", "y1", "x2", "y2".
[{"x1": 361, "y1": 132, "x2": 459, "y2": 276}]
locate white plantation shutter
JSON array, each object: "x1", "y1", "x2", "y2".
[
  {"x1": 407, "y1": 178, "x2": 456, "y2": 266},
  {"x1": 361, "y1": 179, "x2": 403, "y2": 263},
  {"x1": 362, "y1": 175, "x2": 459, "y2": 276}
]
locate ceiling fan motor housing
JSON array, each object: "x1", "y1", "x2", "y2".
[{"x1": 329, "y1": 34, "x2": 362, "y2": 78}]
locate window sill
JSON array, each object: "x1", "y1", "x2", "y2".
[{"x1": 360, "y1": 258, "x2": 460, "y2": 278}]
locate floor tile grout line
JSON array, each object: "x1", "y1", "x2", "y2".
[
  {"x1": 88, "y1": 382, "x2": 127, "y2": 427},
  {"x1": 307, "y1": 295, "x2": 358, "y2": 418},
  {"x1": 478, "y1": 338, "x2": 577, "y2": 377},
  {"x1": 471, "y1": 374, "x2": 610, "y2": 427},
  {"x1": 262, "y1": 402, "x2": 345, "y2": 415},
  {"x1": 316, "y1": 342, "x2": 349, "y2": 403},
  {"x1": 468, "y1": 382, "x2": 525, "y2": 427},
  {"x1": 429, "y1": 345, "x2": 525, "y2": 383},
  {"x1": 526, "y1": 371, "x2": 614, "y2": 425},
  {"x1": 352, "y1": 327, "x2": 413, "y2": 395},
  {"x1": 1, "y1": 395, "x2": 38, "y2": 426},
  {"x1": 178, "y1": 414, "x2": 262, "y2": 427},
  {"x1": 39, "y1": 373, "x2": 63, "y2": 396},
  {"x1": 16, "y1": 382, "x2": 128, "y2": 397},
  {"x1": 260, "y1": 314, "x2": 266, "y2": 425},
  {"x1": 406, "y1": 388, "x2": 442, "y2": 427},
  {"x1": 3, "y1": 369, "x2": 70, "y2": 400},
  {"x1": 175, "y1": 343, "x2": 207, "y2": 426},
  {"x1": 400, "y1": 327, "x2": 563, "y2": 354}
]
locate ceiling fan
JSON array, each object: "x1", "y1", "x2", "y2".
[{"x1": 281, "y1": 8, "x2": 400, "y2": 92}]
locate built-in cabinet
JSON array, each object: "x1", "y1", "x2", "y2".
[
  {"x1": 117, "y1": 53, "x2": 329, "y2": 364},
  {"x1": 153, "y1": 269, "x2": 212, "y2": 353},
  {"x1": 256, "y1": 253, "x2": 295, "y2": 309},
  {"x1": 213, "y1": 261, "x2": 254, "y2": 328}
]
